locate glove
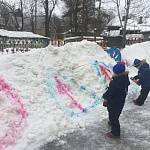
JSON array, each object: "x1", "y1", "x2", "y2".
[{"x1": 103, "y1": 100, "x2": 108, "y2": 107}]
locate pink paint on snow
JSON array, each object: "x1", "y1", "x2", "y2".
[
  {"x1": 0, "y1": 78, "x2": 27, "y2": 150},
  {"x1": 54, "y1": 75, "x2": 84, "y2": 111},
  {"x1": 99, "y1": 65, "x2": 112, "y2": 81}
]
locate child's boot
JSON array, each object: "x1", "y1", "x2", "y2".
[{"x1": 105, "y1": 132, "x2": 120, "y2": 139}]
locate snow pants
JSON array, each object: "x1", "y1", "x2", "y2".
[
  {"x1": 107, "y1": 100, "x2": 125, "y2": 136},
  {"x1": 136, "y1": 87, "x2": 150, "y2": 105}
]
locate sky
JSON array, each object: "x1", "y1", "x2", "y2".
[
  {"x1": 3, "y1": 0, "x2": 150, "y2": 22},
  {"x1": 2, "y1": 0, "x2": 64, "y2": 18},
  {"x1": 3, "y1": 0, "x2": 119, "y2": 17}
]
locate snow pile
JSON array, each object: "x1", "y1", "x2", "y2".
[
  {"x1": 122, "y1": 41, "x2": 150, "y2": 65},
  {"x1": 0, "y1": 40, "x2": 116, "y2": 150}
]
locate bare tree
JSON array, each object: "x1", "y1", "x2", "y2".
[
  {"x1": 34, "y1": 0, "x2": 37, "y2": 32},
  {"x1": 19, "y1": 0, "x2": 24, "y2": 30},
  {"x1": 41, "y1": 0, "x2": 58, "y2": 37},
  {"x1": 0, "y1": 0, "x2": 20, "y2": 30},
  {"x1": 111, "y1": 0, "x2": 131, "y2": 47},
  {"x1": 29, "y1": 0, "x2": 35, "y2": 32},
  {"x1": 28, "y1": 0, "x2": 38, "y2": 33},
  {"x1": 0, "y1": 3, "x2": 10, "y2": 27},
  {"x1": 111, "y1": 0, "x2": 150, "y2": 47}
]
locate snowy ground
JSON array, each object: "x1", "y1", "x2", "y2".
[
  {"x1": 0, "y1": 40, "x2": 150, "y2": 150},
  {"x1": 40, "y1": 96, "x2": 150, "y2": 150}
]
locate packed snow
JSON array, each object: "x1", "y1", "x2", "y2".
[
  {"x1": 0, "y1": 40, "x2": 115, "y2": 150},
  {"x1": 122, "y1": 41, "x2": 150, "y2": 65},
  {"x1": 0, "y1": 40, "x2": 150, "y2": 150}
]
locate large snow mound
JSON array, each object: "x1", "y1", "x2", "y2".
[{"x1": 0, "y1": 40, "x2": 116, "y2": 150}]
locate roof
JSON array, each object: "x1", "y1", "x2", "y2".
[
  {"x1": 139, "y1": 25, "x2": 150, "y2": 32},
  {"x1": 126, "y1": 34, "x2": 144, "y2": 39},
  {"x1": 0, "y1": 29, "x2": 49, "y2": 39},
  {"x1": 107, "y1": 17, "x2": 150, "y2": 32}
]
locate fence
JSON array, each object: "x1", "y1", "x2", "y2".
[
  {"x1": 57, "y1": 36, "x2": 106, "y2": 48},
  {"x1": 0, "y1": 36, "x2": 49, "y2": 54},
  {"x1": 1, "y1": 35, "x2": 144, "y2": 54},
  {"x1": 126, "y1": 37, "x2": 144, "y2": 45}
]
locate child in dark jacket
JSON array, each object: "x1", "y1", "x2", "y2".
[
  {"x1": 131, "y1": 59, "x2": 150, "y2": 106},
  {"x1": 103, "y1": 63, "x2": 130, "y2": 138}
]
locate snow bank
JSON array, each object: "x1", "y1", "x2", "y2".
[
  {"x1": 0, "y1": 40, "x2": 116, "y2": 150},
  {"x1": 122, "y1": 41, "x2": 150, "y2": 65}
]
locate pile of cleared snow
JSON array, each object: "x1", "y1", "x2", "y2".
[
  {"x1": 122, "y1": 41, "x2": 150, "y2": 65},
  {"x1": 0, "y1": 40, "x2": 116, "y2": 150}
]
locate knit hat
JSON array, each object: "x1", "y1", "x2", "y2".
[
  {"x1": 133, "y1": 59, "x2": 141, "y2": 67},
  {"x1": 113, "y1": 63, "x2": 125, "y2": 74}
]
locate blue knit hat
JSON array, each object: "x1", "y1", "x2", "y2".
[
  {"x1": 133, "y1": 59, "x2": 141, "y2": 67},
  {"x1": 113, "y1": 63, "x2": 125, "y2": 74}
]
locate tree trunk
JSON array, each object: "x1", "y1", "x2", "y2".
[
  {"x1": 122, "y1": 0, "x2": 131, "y2": 48},
  {"x1": 45, "y1": 0, "x2": 49, "y2": 37},
  {"x1": 20, "y1": 0, "x2": 24, "y2": 31},
  {"x1": 115, "y1": 0, "x2": 131, "y2": 48},
  {"x1": 31, "y1": 14, "x2": 34, "y2": 32},
  {"x1": 34, "y1": 0, "x2": 37, "y2": 33},
  {"x1": 74, "y1": 7, "x2": 78, "y2": 34}
]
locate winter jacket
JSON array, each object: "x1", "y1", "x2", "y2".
[
  {"x1": 103, "y1": 72, "x2": 130, "y2": 105},
  {"x1": 133, "y1": 62, "x2": 150, "y2": 89}
]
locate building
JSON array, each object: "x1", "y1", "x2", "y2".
[
  {"x1": 105, "y1": 16, "x2": 150, "y2": 41},
  {"x1": 0, "y1": 29, "x2": 50, "y2": 53}
]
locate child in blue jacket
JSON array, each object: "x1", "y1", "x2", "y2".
[
  {"x1": 103, "y1": 63, "x2": 130, "y2": 138},
  {"x1": 131, "y1": 59, "x2": 150, "y2": 106}
]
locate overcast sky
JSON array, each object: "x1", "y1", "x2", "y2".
[
  {"x1": 4, "y1": 0, "x2": 150, "y2": 18},
  {"x1": 4, "y1": 0, "x2": 117, "y2": 15}
]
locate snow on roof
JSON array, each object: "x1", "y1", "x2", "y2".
[
  {"x1": 139, "y1": 25, "x2": 150, "y2": 32},
  {"x1": 107, "y1": 17, "x2": 120, "y2": 27},
  {"x1": 143, "y1": 18, "x2": 150, "y2": 26},
  {"x1": 108, "y1": 17, "x2": 150, "y2": 32},
  {"x1": 107, "y1": 18, "x2": 140, "y2": 30},
  {"x1": 0, "y1": 29, "x2": 49, "y2": 39},
  {"x1": 126, "y1": 34, "x2": 144, "y2": 39},
  {"x1": 126, "y1": 25, "x2": 140, "y2": 31},
  {"x1": 64, "y1": 36, "x2": 82, "y2": 40},
  {"x1": 109, "y1": 30, "x2": 120, "y2": 36}
]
